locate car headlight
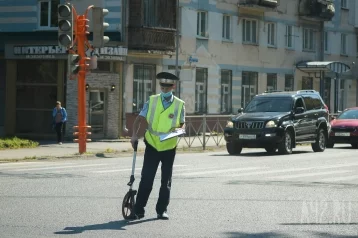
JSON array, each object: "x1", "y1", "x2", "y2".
[
  {"x1": 265, "y1": 120, "x2": 277, "y2": 128},
  {"x1": 226, "y1": 121, "x2": 234, "y2": 128}
]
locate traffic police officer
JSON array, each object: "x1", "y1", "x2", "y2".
[{"x1": 130, "y1": 72, "x2": 185, "y2": 220}]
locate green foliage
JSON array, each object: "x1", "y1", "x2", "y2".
[{"x1": 0, "y1": 137, "x2": 39, "y2": 150}]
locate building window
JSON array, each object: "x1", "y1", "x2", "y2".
[
  {"x1": 266, "y1": 73, "x2": 277, "y2": 91},
  {"x1": 167, "y1": 65, "x2": 181, "y2": 96},
  {"x1": 356, "y1": 36, "x2": 358, "y2": 57},
  {"x1": 220, "y1": 70, "x2": 232, "y2": 113},
  {"x1": 222, "y1": 15, "x2": 231, "y2": 40},
  {"x1": 341, "y1": 0, "x2": 348, "y2": 9},
  {"x1": 285, "y1": 25, "x2": 294, "y2": 49},
  {"x1": 197, "y1": 11, "x2": 208, "y2": 37},
  {"x1": 267, "y1": 22, "x2": 276, "y2": 47},
  {"x1": 285, "y1": 74, "x2": 294, "y2": 91},
  {"x1": 91, "y1": 61, "x2": 112, "y2": 72},
  {"x1": 195, "y1": 68, "x2": 208, "y2": 113},
  {"x1": 302, "y1": 76, "x2": 313, "y2": 89},
  {"x1": 324, "y1": 31, "x2": 329, "y2": 53},
  {"x1": 39, "y1": 0, "x2": 59, "y2": 28},
  {"x1": 133, "y1": 65, "x2": 155, "y2": 112},
  {"x1": 241, "y1": 72, "x2": 258, "y2": 108},
  {"x1": 16, "y1": 60, "x2": 59, "y2": 134},
  {"x1": 341, "y1": 34, "x2": 347, "y2": 55},
  {"x1": 243, "y1": 19, "x2": 258, "y2": 44},
  {"x1": 323, "y1": 77, "x2": 331, "y2": 107},
  {"x1": 303, "y1": 28, "x2": 315, "y2": 51},
  {"x1": 339, "y1": 79, "x2": 345, "y2": 111}
]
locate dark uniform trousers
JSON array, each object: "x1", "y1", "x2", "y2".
[{"x1": 134, "y1": 140, "x2": 176, "y2": 215}]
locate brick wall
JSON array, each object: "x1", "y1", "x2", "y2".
[{"x1": 65, "y1": 72, "x2": 120, "y2": 140}]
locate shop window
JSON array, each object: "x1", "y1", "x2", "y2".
[
  {"x1": 241, "y1": 71, "x2": 258, "y2": 108},
  {"x1": 285, "y1": 74, "x2": 294, "y2": 91},
  {"x1": 167, "y1": 65, "x2": 181, "y2": 96},
  {"x1": 39, "y1": 0, "x2": 59, "y2": 29},
  {"x1": 302, "y1": 76, "x2": 313, "y2": 89},
  {"x1": 16, "y1": 60, "x2": 59, "y2": 134},
  {"x1": 92, "y1": 61, "x2": 111, "y2": 72},
  {"x1": 195, "y1": 68, "x2": 208, "y2": 113},
  {"x1": 133, "y1": 64, "x2": 155, "y2": 112},
  {"x1": 267, "y1": 73, "x2": 277, "y2": 91},
  {"x1": 220, "y1": 70, "x2": 232, "y2": 113}
]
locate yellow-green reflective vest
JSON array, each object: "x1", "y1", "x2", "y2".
[{"x1": 144, "y1": 94, "x2": 184, "y2": 152}]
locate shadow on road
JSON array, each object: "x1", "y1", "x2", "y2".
[
  {"x1": 224, "y1": 231, "x2": 358, "y2": 238},
  {"x1": 54, "y1": 218, "x2": 157, "y2": 234},
  {"x1": 210, "y1": 150, "x2": 311, "y2": 157}
]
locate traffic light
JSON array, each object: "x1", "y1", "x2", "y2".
[
  {"x1": 68, "y1": 54, "x2": 80, "y2": 77},
  {"x1": 92, "y1": 7, "x2": 110, "y2": 48},
  {"x1": 58, "y1": 3, "x2": 74, "y2": 47}
]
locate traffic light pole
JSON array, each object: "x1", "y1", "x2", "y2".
[
  {"x1": 58, "y1": 3, "x2": 108, "y2": 154},
  {"x1": 76, "y1": 15, "x2": 88, "y2": 154}
]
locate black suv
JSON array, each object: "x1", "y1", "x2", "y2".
[{"x1": 224, "y1": 90, "x2": 329, "y2": 155}]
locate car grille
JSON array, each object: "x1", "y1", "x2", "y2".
[
  {"x1": 235, "y1": 121, "x2": 264, "y2": 129},
  {"x1": 331, "y1": 127, "x2": 356, "y2": 133}
]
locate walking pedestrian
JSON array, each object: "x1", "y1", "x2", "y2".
[
  {"x1": 130, "y1": 72, "x2": 185, "y2": 220},
  {"x1": 52, "y1": 101, "x2": 67, "y2": 144}
]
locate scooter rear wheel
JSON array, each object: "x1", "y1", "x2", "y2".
[{"x1": 122, "y1": 190, "x2": 136, "y2": 219}]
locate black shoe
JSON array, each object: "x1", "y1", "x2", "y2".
[{"x1": 157, "y1": 212, "x2": 169, "y2": 220}]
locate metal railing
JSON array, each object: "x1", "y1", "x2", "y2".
[{"x1": 177, "y1": 114, "x2": 232, "y2": 150}]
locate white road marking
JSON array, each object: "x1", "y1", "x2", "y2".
[
  {"x1": 319, "y1": 175, "x2": 358, "y2": 182},
  {"x1": 11, "y1": 163, "x2": 110, "y2": 172},
  {"x1": 92, "y1": 165, "x2": 188, "y2": 173}
]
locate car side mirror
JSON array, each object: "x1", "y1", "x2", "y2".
[
  {"x1": 237, "y1": 108, "x2": 243, "y2": 113},
  {"x1": 295, "y1": 107, "x2": 305, "y2": 114}
]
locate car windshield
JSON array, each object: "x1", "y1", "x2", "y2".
[
  {"x1": 337, "y1": 109, "x2": 358, "y2": 119},
  {"x1": 244, "y1": 97, "x2": 293, "y2": 113}
]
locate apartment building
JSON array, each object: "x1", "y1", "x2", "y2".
[{"x1": 172, "y1": 0, "x2": 357, "y2": 115}]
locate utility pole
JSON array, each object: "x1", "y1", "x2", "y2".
[{"x1": 175, "y1": 0, "x2": 180, "y2": 98}]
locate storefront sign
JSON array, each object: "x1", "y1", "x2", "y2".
[{"x1": 6, "y1": 44, "x2": 128, "y2": 61}]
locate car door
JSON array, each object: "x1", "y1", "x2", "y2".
[
  {"x1": 302, "y1": 94, "x2": 318, "y2": 139},
  {"x1": 293, "y1": 97, "x2": 309, "y2": 141}
]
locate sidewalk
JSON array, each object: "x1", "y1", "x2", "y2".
[{"x1": 0, "y1": 137, "x2": 226, "y2": 161}]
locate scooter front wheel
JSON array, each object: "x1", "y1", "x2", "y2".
[{"x1": 122, "y1": 190, "x2": 136, "y2": 219}]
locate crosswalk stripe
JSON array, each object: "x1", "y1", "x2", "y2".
[
  {"x1": 92, "y1": 165, "x2": 188, "y2": 173},
  {"x1": 268, "y1": 170, "x2": 352, "y2": 179},
  {"x1": 176, "y1": 167, "x2": 264, "y2": 176},
  {"x1": 222, "y1": 162, "x2": 358, "y2": 178},
  {"x1": 319, "y1": 175, "x2": 358, "y2": 182},
  {"x1": 11, "y1": 163, "x2": 109, "y2": 172}
]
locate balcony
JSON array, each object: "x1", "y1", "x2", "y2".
[
  {"x1": 238, "y1": 0, "x2": 278, "y2": 11},
  {"x1": 298, "y1": 0, "x2": 335, "y2": 21},
  {"x1": 127, "y1": 0, "x2": 177, "y2": 51},
  {"x1": 127, "y1": 27, "x2": 175, "y2": 51}
]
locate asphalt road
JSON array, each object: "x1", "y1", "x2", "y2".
[{"x1": 0, "y1": 145, "x2": 358, "y2": 238}]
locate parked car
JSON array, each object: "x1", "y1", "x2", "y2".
[
  {"x1": 327, "y1": 107, "x2": 358, "y2": 148},
  {"x1": 224, "y1": 90, "x2": 329, "y2": 155}
]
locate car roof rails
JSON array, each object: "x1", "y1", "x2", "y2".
[{"x1": 297, "y1": 90, "x2": 318, "y2": 94}]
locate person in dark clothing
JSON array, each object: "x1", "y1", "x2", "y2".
[{"x1": 52, "y1": 101, "x2": 67, "y2": 144}]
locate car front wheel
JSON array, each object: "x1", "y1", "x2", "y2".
[
  {"x1": 311, "y1": 128, "x2": 326, "y2": 152},
  {"x1": 278, "y1": 130, "x2": 293, "y2": 155},
  {"x1": 226, "y1": 142, "x2": 243, "y2": 155}
]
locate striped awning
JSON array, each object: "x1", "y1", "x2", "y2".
[{"x1": 296, "y1": 61, "x2": 351, "y2": 74}]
